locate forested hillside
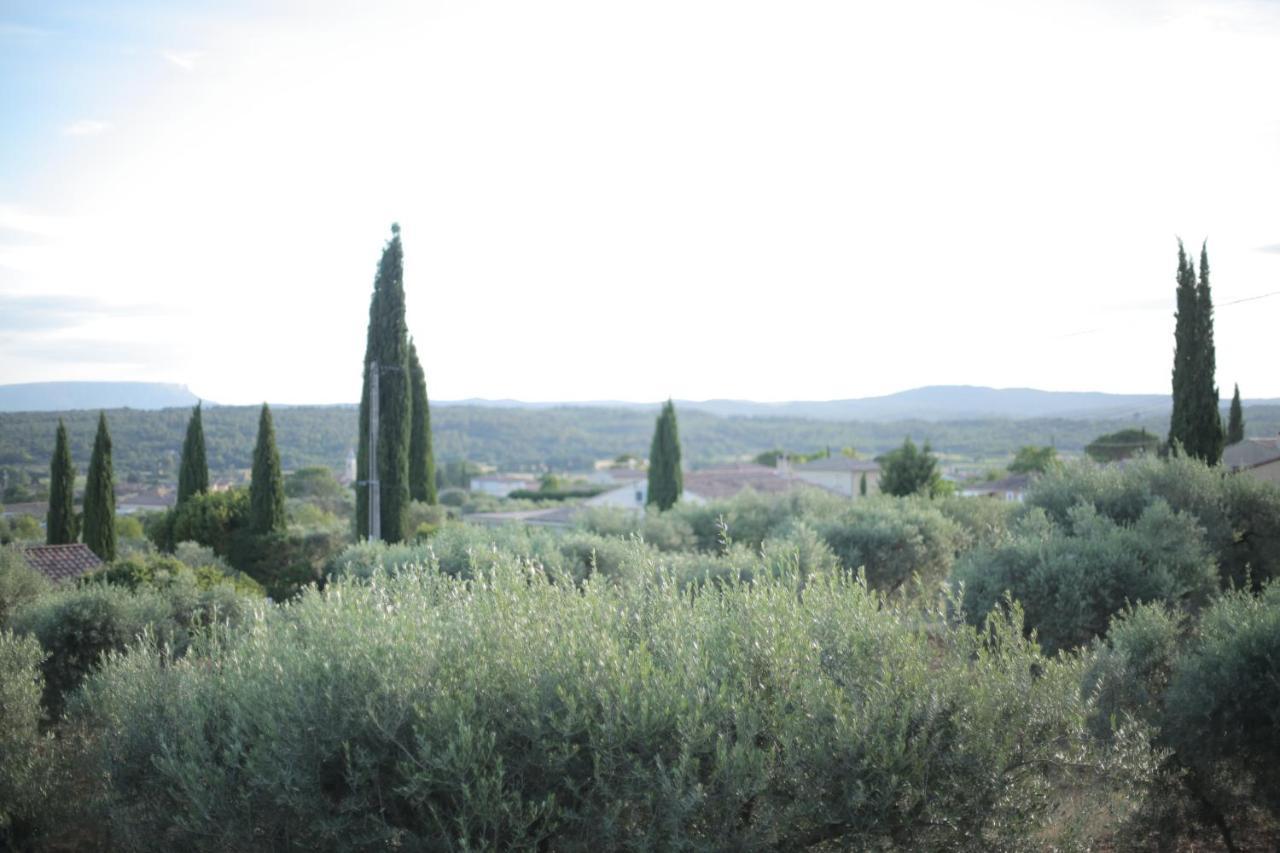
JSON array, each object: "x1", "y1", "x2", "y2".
[{"x1": 5, "y1": 403, "x2": 1280, "y2": 481}]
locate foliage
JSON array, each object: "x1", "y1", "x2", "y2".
[
  {"x1": 1083, "y1": 428, "x2": 1161, "y2": 463},
  {"x1": 357, "y1": 224, "x2": 412, "y2": 543},
  {"x1": 46, "y1": 419, "x2": 77, "y2": 545},
  {"x1": 1226, "y1": 383, "x2": 1244, "y2": 444},
  {"x1": 0, "y1": 631, "x2": 49, "y2": 844},
  {"x1": 1026, "y1": 454, "x2": 1280, "y2": 590},
  {"x1": 1162, "y1": 584, "x2": 1280, "y2": 826},
  {"x1": 646, "y1": 399, "x2": 683, "y2": 510},
  {"x1": 0, "y1": 546, "x2": 50, "y2": 626},
  {"x1": 507, "y1": 487, "x2": 607, "y2": 502},
  {"x1": 66, "y1": 562, "x2": 1146, "y2": 851},
  {"x1": 408, "y1": 339, "x2": 438, "y2": 505},
  {"x1": 177, "y1": 403, "x2": 209, "y2": 505},
  {"x1": 151, "y1": 488, "x2": 250, "y2": 555},
  {"x1": 13, "y1": 403, "x2": 1280, "y2": 483},
  {"x1": 954, "y1": 502, "x2": 1217, "y2": 654},
  {"x1": 229, "y1": 530, "x2": 344, "y2": 600},
  {"x1": 249, "y1": 403, "x2": 287, "y2": 535},
  {"x1": 816, "y1": 498, "x2": 961, "y2": 593},
  {"x1": 82, "y1": 411, "x2": 116, "y2": 561},
  {"x1": 89, "y1": 551, "x2": 265, "y2": 598},
  {"x1": 285, "y1": 466, "x2": 344, "y2": 500},
  {"x1": 1007, "y1": 444, "x2": 1058, "y2": 474},
  {"x1": 934, "y1": 494, "x2": 1016, "y2": 551},
  {"x1": 1168, "y1": 241, "x2": 1224, "y2": 464},
  {"x1": 878, "y1": 437, "x2": 945, "y2": 498},
  {"x1": 8, "y1": 578, "x2": 254, "y2": 716}
]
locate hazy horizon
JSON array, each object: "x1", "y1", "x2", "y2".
[{"x1": 4, "y1": 0, "x2": 1280, "y2": 405}]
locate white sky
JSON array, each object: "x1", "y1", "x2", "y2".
[{"x1": 2, "y1": 0, "x2": 1279, "y2": 404}]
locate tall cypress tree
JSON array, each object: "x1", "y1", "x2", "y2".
[
  {"x1": 646, "y1": 400, "x2": 683, "y2": 511},
  {"x1": 177, "y1": 402, "x2": 209, "y2": 504},
  {"x1": 1169, "y1": 240, "x2": 1197, "y2": 454},
  {"x1": 46, "y1": 419, "x2": 77, "y2": 545},
  {"x1": 249, "y1": 403, "x2": 286, "y2": 535},
  {"x1": 356, "y1": 224, "x2": 412, "y2": 542},
  {"x1": 408, "y1": 339, "x2": 438, "y2": 505},
  {"x1": 82, "y1": 411, "x2": 116, "y2": 560},
  {"x1": 1191, "y1": 242, "x2": 1224, "y2": 464},
  {"x1": 1227, "y1": 383, "x2": 1244, "y2": 445}
]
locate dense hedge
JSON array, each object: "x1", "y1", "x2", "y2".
[{"x1": 67, "y1": 560, "x2": 1145, "y2": 851}]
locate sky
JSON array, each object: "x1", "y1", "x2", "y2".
[{"x1": 2, "y1": 0, "x2": 1279, "y2": 405}]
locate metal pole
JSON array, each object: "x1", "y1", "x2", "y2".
[{"x1": 368, "y1": 360, "x2": 381, "y2": 542}]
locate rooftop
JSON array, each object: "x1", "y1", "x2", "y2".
[
  {"x1": 22, "y1": 543, "x2": 103, "y2": 583},
  {"x1": 1223, "y1": 437, "x2": 1280, "y2": 471},
  {"x1": 792, "y1": 456, "x2": 881, "y2": 473}
]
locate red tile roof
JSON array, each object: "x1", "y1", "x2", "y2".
[{"x1": 21, "y1": 544, "x2": 103, "y2": 583}]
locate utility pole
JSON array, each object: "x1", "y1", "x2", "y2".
[{"x1": 367, "y1": 360, "x2": 381, "y2": 542}]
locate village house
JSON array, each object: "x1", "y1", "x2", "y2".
[
  {"x1": 785, "y1": 455, "x2": 881, "y2": 498},
  {"x1": 469, "y1": 474, "x2": 538, "y2": 497},
  {"x1": 959, "y1": 473, "x2": 1031, "y2": 502},
  {"x1": 1222, "y1": 437, "x2": 1280, "y2": 485}
]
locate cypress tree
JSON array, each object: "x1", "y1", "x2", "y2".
[
  {"x1": 1169, "y1": 240, "x2": 1197, "y2": 454},
  {"x1": 177, "y1": 402, "x2": 209, "y2": 504},
  {"x1": 249, "y1": 403, "x2": 286, "y2": 535},
  {"x1": 859, "y1": 471, "x2": 868, "y2": 497},
  {"x1": 1227, "y1": 383, "x2": 1244, "y2": 445},
  {"x1": 356, "y1": 224, "x2": 412, "y2": 542},
  {"x1": 46, "y1": 419, "x2": 77, "y2": 545},
  {"x1": 408, "y1": 339, "x2": 438, "y2": 505},
  {"x1": 646, "y1": 400, "x2": 683, "y2": 511},
  {"x1": 1190, "y1": 242, "x2": 1224, "y2": 464},
  {"x1": 82, "y1": 411, "x2": 116, "y2": 560}
]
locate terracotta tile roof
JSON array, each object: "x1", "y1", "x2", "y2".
[{"x1": 21, "y1": 544, "x2": 103, "y2": 583}]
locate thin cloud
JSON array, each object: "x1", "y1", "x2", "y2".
[
  {"x1": 1258, "y1": 243, "x2": 1280, "y2": 254},
  {"x1": 162, "y1": 50, "x2": 201, "y2": 71},
  {"x1": 64, "y1": 119, "x2": 110, "y2": 137},
  {"x1": 0, "y1": 204, "x2": 65, "y2": 238},
  {"x1": 0, "y1": 294, "x2": 176, "y2": 333},
  {"x1": 0, "y1": 22, "x2": 50, "y2": 39}
]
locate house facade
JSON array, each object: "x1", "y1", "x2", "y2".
[
  {"x1": 1223, "y1": 438, "x2": 1280, "y2": 484},
  {"x1": 787, "y1": 456, "x2": 880, "y2": 498}
]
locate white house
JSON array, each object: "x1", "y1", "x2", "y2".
[
  {"x1": 787, "y1": 456, "x2": 880, "y2": 498},
  {"x1": 959, "y1": 473, "x2": 1031, "y2": 502}
]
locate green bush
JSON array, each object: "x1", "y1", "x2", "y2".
[
  {"x1": 955, "y1": 502, "x2": 1217, "y2": 654},
  {"x1": 0, "y1": 631, "x2": 49, "y2": 844},
  {"x1": 817, "y1": 498, "x2": 961, "y2": 593},
  {"x1": 9, "y1": 578, "x2": 255, "y2": 716},
  {"x1": 229, "y1": 530, "x2": 345, "y2": 599},
  {"x1": 1, "y1": 546, "x2": 50, "y2": 627},
  {"x1": 149, "y1": 488, "x2": 250, "y2": 555},
  {"x1": 88, "y1": 551, "x2": 265, "y2": 598},
  {"x1": 1162, "y1": 584, "x2": 1280, "y2": 825},
  {"x1": 1025, "y1": 455, "x2": 1280, "y2": 590},
  {"x1": 68, "y1": 564, "x2": 1148, "y2": 851}
]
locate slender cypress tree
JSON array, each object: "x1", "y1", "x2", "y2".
[
  {"x1": 47, "y1": 419, "x2": 78, "y2": 544},
  {"x1": 859, "y1": 471, "x2": 868, "y2": 497},
  {"x1": 646, "y1": 400, "x2": 683, "y2": 511},
  {"x1": 1190, "y1": 242, "x2": 1224, "y2": 464},
  {"x1": 356, "y1": 224, "x2": 412, "y2": 542},
  {"x1": 82, "y1": 412, "x2": 116, "y2": 560},
  {"x1": 1169, "y1": 240, "x2": 1197, "y2": 454},
  {"x1": 177, "y1": 403, "x2": 209, "y2": 504},
  {"x1": 249, "y1": 403, "x2": 286, "y2": 535},
  {"x1": 408, "y1": 339, "x2": 438, "y2": 505},
  {"x1": 1227, "y1": 383, "x2": 1244, "y2": 445}
]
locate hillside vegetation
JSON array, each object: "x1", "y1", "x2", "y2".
[{"x1": 6, "y1": 403, "x2": 1280, "y2": 480}]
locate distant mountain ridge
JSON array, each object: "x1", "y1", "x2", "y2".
[
  {"x1": 2, "y1": 381, "x2": 1269, "y2": 421},
  {"x1": 439, "y1": 386, "x2": 1265, "y2": 422},
  {"x1": 0, "y1": 382, "x2": 203, "y2": 412}
]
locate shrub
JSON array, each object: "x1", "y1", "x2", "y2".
[
  {"x1": 1025, "y1": 455, "x2": 1280, "y2": 590},
  {"x1": 0, "y1": 631, "x2": 48, "y2": 844},
  {"x1": 88, "y1": 551, "x2": 265, "y2": 598},
  {"x1": 0, "y1": 546, "x2": 50, "y2": 627},
  {"x1": 68, "y1": 565, "x2": 1148, "y2": 851},
  {"x1": 817, "y1": 498, "x2": 961, "y2": 592},
  {"x1": 149, "y1": 489, "x2": 250, "y2": 555},
  {"x1": 954, "y1": 501, "x2": 1218, "y2": 653},
  {"x1": 229, "y1": 530, "x2": 345, "y2": 599},
  {"x1": 9, "y1": 579, "x2": 255, "y2": 716},
  {"x1": 1162, "y1": 584, "x2": 1280, "y2": 827}
]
